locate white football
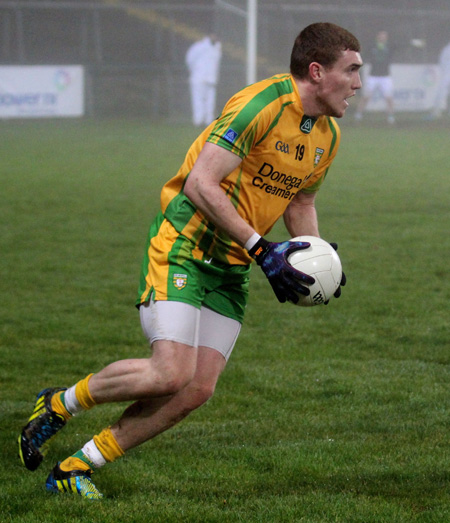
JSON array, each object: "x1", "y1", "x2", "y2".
[{"x1": 288, "y1": 236, "x2": 343, "y2": 307}]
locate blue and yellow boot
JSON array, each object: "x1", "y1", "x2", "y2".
[
  {"x1": 46, "y1": 461, "x2": 103, "y2": 500},
  {"x1": 18, "y1": 387, "x2": 67, "y2": 471}
]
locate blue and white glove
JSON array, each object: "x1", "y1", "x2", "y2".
[{"x1": 248, "y1": 237, "x2": 315, "y2": 304}]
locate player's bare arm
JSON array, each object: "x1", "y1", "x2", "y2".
[
  {"x1": 184, "y1": 142, "x2": 256, "y2": 247},
  {"x1": 283, "y1": 190, "x2": 319, "y2": 238}
]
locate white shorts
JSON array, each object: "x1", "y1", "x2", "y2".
[
  {"x1": 366, "y1": 75, "x2": 394, "y2": 98},
  {"x1": 139, "y1": 299, "x2": 241, "y2": 361}
]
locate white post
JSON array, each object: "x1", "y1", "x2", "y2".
[{"x1": 246, "y1": 0, "x2": 257, "y2": 85}]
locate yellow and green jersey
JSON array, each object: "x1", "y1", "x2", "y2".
[{"x1": 158, "y1": 74, "x2": 340, "y2": 265}]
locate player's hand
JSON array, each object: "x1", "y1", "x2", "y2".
[
  {"x1": 248, "y1": 238, "x2": 315, "y2": 304},
  {"x1": 325, "y1": 242, "x2": 346, "y2": 303}
]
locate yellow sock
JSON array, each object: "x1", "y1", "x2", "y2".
[
  {"x1": 50, "y1": 391, "x2": 72, "y2": 421},
  {"x1": 60, "y1": 456, "x2": 91, "y2": 473},
  {"x1": 93, "y1": 427, "x2": 125, "y2": 463},
  {"x1": 75, "y1": 373, "x2": 96, "y2": 410}
]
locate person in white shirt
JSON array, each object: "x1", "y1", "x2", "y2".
[{"x1": 186, "y1": 34, "x2": 222, "y2": 126}]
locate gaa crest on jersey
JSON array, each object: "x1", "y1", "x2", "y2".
[
  {"x1": 314, "y1": 147, "x2": 324, "y2": 167},
  {"x1": 173, "y1": 273, "x2": 187, "y2": 290},
  {"x1": 224, "y1": 127, "x2": 238, "y2": 144}
]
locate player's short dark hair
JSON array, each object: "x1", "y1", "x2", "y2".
[{"x1": 290, "y1": 22, "x2": 361, "y2": 79}]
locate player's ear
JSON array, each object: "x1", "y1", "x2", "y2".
[{"x1": 309, "y1": 62, "x2": 323, "y2": 81}]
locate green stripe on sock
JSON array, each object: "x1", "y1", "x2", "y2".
[{"x1": 73, "y1": 450, "x2": 96, "y2": 471}]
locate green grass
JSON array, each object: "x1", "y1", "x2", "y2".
[{"x1": 1, "y1": 117, "x2": 449, "y2": 522}]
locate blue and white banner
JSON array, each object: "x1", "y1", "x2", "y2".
[
  {"x1": 0, "y1": 66, "x2": 84, "y2": 118},
  {"x1": 363, "y1": 64, "x2": 441, "y2": 112}
]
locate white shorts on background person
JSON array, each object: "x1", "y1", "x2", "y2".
[{"x1": 365, "y1": 75, "x2": 394, "y2": 98}]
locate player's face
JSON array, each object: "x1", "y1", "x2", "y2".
[{"x1": 316, "y1": 50, "x2": 363, "y2": 118}]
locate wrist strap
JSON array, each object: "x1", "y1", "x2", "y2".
[
  {"x1": 244, "y1": 232, "x2": 261, "y2": 251},
  {"x1": 248, "y1": 237, "x2": 269, "y2": 261}
]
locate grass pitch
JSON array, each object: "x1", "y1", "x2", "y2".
[{"x1": 1, "y1": 117, "x2": 449, "y2": 522}]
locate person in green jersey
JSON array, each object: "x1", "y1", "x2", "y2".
[
  {"x1": 19, "y1": 22, "x2": 362, "y2": 499},
  {"x1": 354, "y1": 30, "x2": 395, "y2": 124}
]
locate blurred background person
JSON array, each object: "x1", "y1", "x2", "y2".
[
  {"x1": 186, "y1": 33, "x2": 222, "y2": 127},
  {"x1": 429, "y1": 40, "x2": 450, "y2": 119},
  {"x1": 355, "y1": 30, "x2": 395, "y2": 124}
]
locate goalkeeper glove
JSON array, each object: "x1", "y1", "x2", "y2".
[{"x1": 248, "y1": 237, "x2": 315, "y2": 304}]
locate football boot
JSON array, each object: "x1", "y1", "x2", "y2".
[
  {"x1": 46, "y1": 462, "x2": 103, "y2": 500},
  {"x1": 18, "y1": 387, "x2": 67, "y2": 471}
]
